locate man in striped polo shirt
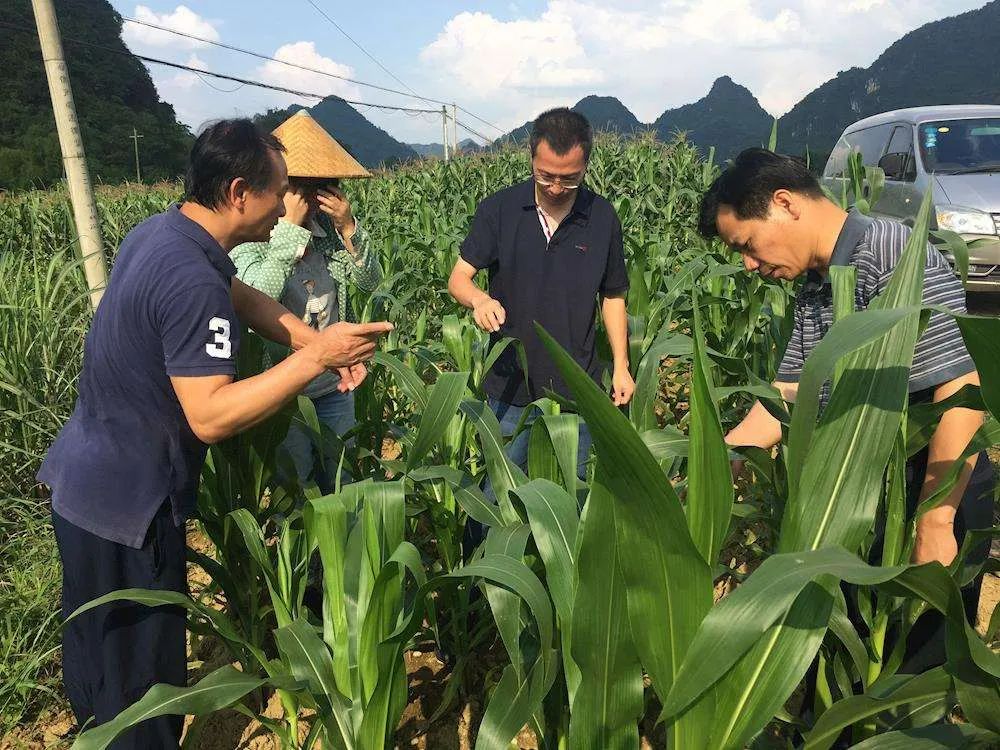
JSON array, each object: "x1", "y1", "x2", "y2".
[{"x1": 698, "y1": 148, "x2": 992, "y2": 672}]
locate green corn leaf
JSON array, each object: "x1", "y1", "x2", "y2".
[
  {"x1": 407, "y1": 465, "x2": 507, "y2": 528},
  {"x1": 481, "y1": 336, "x2": 529, "y2": 393},
  {"x1": 228, "y1": 508, "x2": 293, "y2": 628},
  {"x1": 527, "y1": 413, "x2": 581, "y2": 495},
  {"x1": 305, "y1": 493, "x2": 352, "y2": 698},
  {"x1": 663, "y1": 546, "x2": 999, "y2": 723},
  {"x1": 442, "y1": 314, "x2": 471, "y2": 372},
  {"x1": 953, "y1": 315, "x2": 1000, "y2": 419},
  {"x1": 447, "y1": 555, "x2": 558, "y2": 750},
  {"x1": 639, "y1": 426, "x2": 689, "y2": 460},
  {"x1": 906, "y1": 384, "x2": 983, "y2": 456},
  {"x1": 483, "y1": 524, "x2": 532, "y2": 680},
  {"x1": 536, "y1": 323, "x2": 714, "y2": 749},
  {"x1": 64, "y1": 588, "x2": 264, "y2": 667},
  {"x1": 459, "y1": 399, "x2": 527, "y2": 525},
  {"x1": 930, "y1": 228, "x2": 970, "y2": 288},
  {"x1": 516, "y1": 478, "x2": 582, "y2": 699},
  {"x1": 274, "y1": 618, "x2": 355, "y2": 749},
  {"x1": 845, "y1": 724, "x2": 1000, "y2": 750},
  {"x1": 406, "y1": 370, "x2": 469, "y2": 469},
  {"x1": 568, "y1": 466, "x2": 643, "y2": 750},
  {"x1": 71, "y1": 666, "x2": 268, "y2": 750},
  {"x1": 804, "y1": 668, "x2": 952, "y2": 750},
  {"x1": 372, "y1": 350, "x2": 428, "y2": 411},
  {"x1": 357, "y1": 542, "x2": 426, "y2": 750},
  {"x1": 686, "y1": 291, "x2": 734, "y2": 566}
]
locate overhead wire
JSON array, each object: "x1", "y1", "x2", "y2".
[
  {"x1": 301, "y1": 1, "x2": 505, "y2": 138},
  {"x1": 5, "y1": 17, "x2": 503, "y2": 145},
  {"x1": 118, "y1": 12, "x2": 505, "y2": 136},
  {"x1": 0, "y1": 22, "x2": 442, "y2": 115}
]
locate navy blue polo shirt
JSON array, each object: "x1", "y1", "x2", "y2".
[
  {"x1": 461, "y1": 179, "x2": 628, "y2": 406},
  {"x1": 38, "y1": 205, "x2": 240, "y2": 548}
]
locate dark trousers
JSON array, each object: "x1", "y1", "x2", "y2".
[{"x1": 53, "y1": 503, "x2": 187, "y2": 749}]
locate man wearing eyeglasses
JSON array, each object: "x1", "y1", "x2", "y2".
[{"x1": 448, "y1": 108, "x2": 632, "y2": 509}]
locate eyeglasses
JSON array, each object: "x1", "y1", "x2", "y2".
[{"x1": 532, "y1": 170, "x2": 584, "y2": 190}]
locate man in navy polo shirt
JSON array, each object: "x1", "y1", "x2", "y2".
[
  {"x1": 38, "y1": 120, "x2": 391, "y2": 748},
  {"x1": 448, "y1": 108, "x2": 633, "y2": 506}
]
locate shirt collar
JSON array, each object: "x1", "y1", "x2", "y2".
[
  {"x1": 518, "y1": 178, "x2": 595, "y2": 220},
  {"x1": 308, "y1": 216, "x2": 328, "y2": 238},
  {"x1": 168, "y1": 204, "x2": 237, "y2": 278},
  {"x1": 809, "y1": 208, "x2": 875, "y2": 286}
]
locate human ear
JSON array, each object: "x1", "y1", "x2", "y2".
[
  {"x1": 772, "y1": 189, "x2": 799, "y2": 219},
  {"x1": 229, "y1": 177, "x2": 249, "y2": 210}
]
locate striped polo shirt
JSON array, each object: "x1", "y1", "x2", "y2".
[{"x1": 776, "y1": 210, "x2": 974, "y2": 393}]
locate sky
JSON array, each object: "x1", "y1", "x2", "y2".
[{"x1": 106, "y1": 0, "x2": 987, "y2": 146}]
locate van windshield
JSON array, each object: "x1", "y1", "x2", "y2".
[{"x1": 919, "y1": 119, "x2": 1000, "y2": 174}]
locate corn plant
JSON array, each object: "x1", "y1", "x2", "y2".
[{"x1": 6, "y1": 136, "x2": 999, "y2": 748}]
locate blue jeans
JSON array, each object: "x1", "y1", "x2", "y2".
[
  {"x1": 283, "y1": 389, "x2": 356, "y2": 493},
  {"x1": 467, "y1": 398, "x2": 591, "y2": 551}
]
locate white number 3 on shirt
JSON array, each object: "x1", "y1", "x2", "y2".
[{"x1": 206, "y1": 317, "x2": 232, "y2": 359}]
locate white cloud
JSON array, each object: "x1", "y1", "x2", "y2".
[
  {"x1": 123, "y1": 5, "x2": 219, "y2": 49},
  {"x1": 256, "y1": 42, "x2": 361, "y2": 101},
  {"x1": 418, "y1": 0, "x2": 983, "y2": 138},
  {"x1": 563, "y1": 0, "x2": 800, "y2": 50},
  {"x1": 846, "y1": 0, "x2": 889, "y2": 11},
  {"x1": 420, "y1": 9, "x2": 604, "y2": 95},
  {"x1": 124, "y1": 0, "x2": 985, "y2": 145}
]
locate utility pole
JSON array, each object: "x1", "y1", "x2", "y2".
[
  {"x1": 451, "y1": 103, "x2": 459, "y2": 155},
  {"x1": 130, "y1": 128, "x2": 143, "y2": 182},
  {"x1": 441, "y1": 105, "x2": 450, "y2": 162},
  {"x1": 31, "y1": 0, "x2": 107, "y2": 309}
]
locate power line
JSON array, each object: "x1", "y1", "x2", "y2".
[
  {"x1": 0, "y1": 21, "x2": 441, "y2": 115},
  {"x1": 303, "y1": 1, "x2": 506, "y2": 137},
  {"x1": 304, "y1": 0, "x2": 421, "y2": 100},
  {"x1": 5, "y1": 18, "x2": 499, "y2": 147},
  {"x1": 119, "y1": 14, "x2": 448, "y2": 107},
  {"x1": 454, "y1": 119, "x2": 492, "y2": 145},
  {"x1": 456, "y1": 105, "x2": 505, "y2": 136},
  {"x1": 120, "y1": 12, "x2": 506, "y2": 138}
]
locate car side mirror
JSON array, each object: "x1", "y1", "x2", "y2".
[{"x1": 878, "y1": 152, "x2": 912, "y2": 181}]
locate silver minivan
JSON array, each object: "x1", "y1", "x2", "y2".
[{"x1": 821, "y1": 105, "x2": 1000, "y2": 292}]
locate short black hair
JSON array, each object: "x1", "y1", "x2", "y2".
[
  {"x1": 530, "y1": 108, "x2": 593, "y2": 161},
  {"x1": 184, "y1": 119, "x2": 285, "y2": 210},
  {"x1": 698, "y1": 148, "x2": 824, "y2": 238}
]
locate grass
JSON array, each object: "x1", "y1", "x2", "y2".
[{"x1": 0, "y1": 496, "x2": 62, "y2": 736}]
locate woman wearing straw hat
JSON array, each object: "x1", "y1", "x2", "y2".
[{"x1": 233, "y1": 110, "x2": 381, "y2": 490}]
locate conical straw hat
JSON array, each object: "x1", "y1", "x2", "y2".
[{"x1": 271, "y1": 110, "x2": 371, "y2": 179}]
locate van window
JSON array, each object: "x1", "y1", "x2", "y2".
[
  {"x1": 918, "y1": 118, "x2": 1000, "y2": 174},
  {"x1": 845, "y1": 124, "x2": 893, "y2": 168},
  {"x1": 824, "y1": 137, "x2": 851, "y2": 178},
  {"x1": 883, "y1": 125, "x2": 916, "y2": 181},
  {"x1": 823, "y1": 124, "x2": 893, "y2": 176}
]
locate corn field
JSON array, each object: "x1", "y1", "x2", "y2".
[{"x1": 1, "y1": 135, "x2": 999, "y2": 749}]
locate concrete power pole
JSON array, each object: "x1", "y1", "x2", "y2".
[
  {"x1": 31, "y1": 0, "x2": 108, "y2": 310},
  {"x1": 441, "y1": 106, "x2": 450, "y2": 162},
  {"x1": 451, "y1": 103, "x2": 458, "y2": 155},
  {"x1": 130, "y1": 128, "x2": 143, "y2": 182}
]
